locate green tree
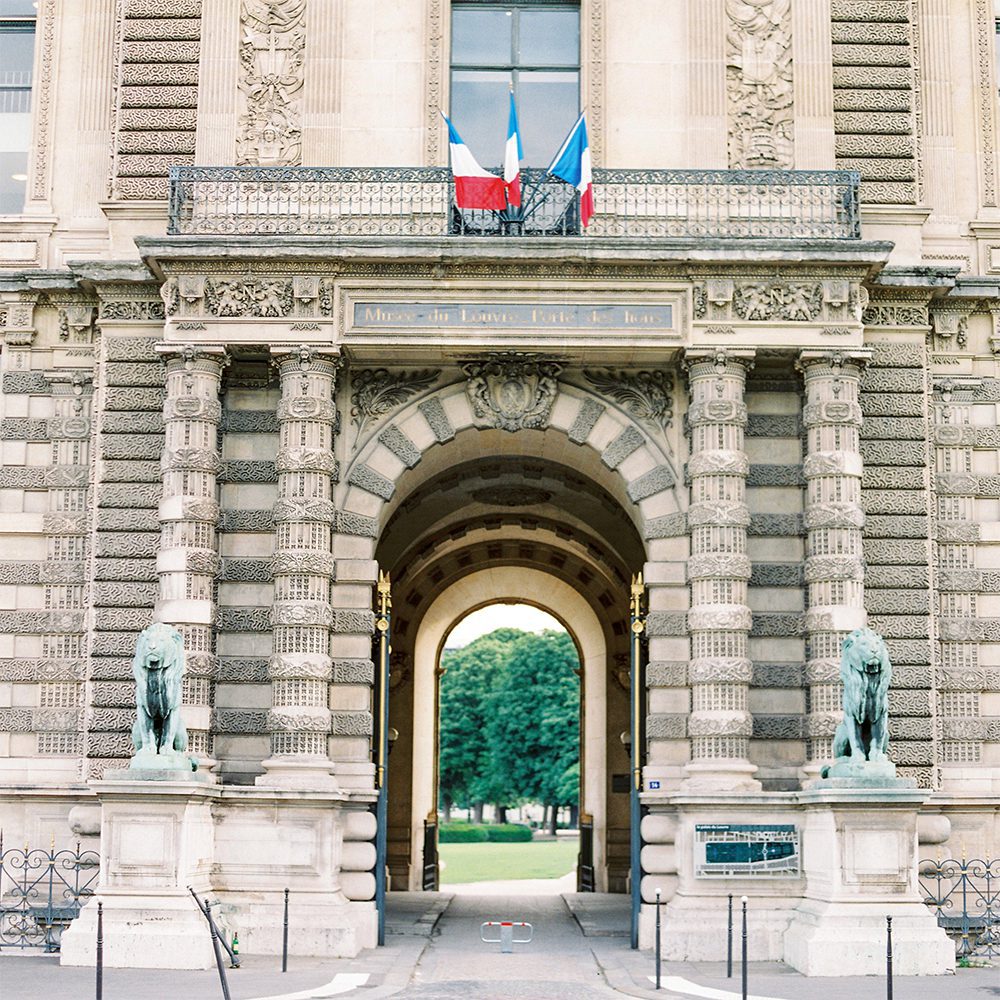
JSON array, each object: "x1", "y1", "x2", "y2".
[
  {"x1": 486, "y1": 630, "x2": 580, "y2": 832},
  {"x1": 438, "y1": 628, "x2": 522, "y2": 819}
]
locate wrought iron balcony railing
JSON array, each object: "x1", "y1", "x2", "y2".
[{"x1": 167, "y1": 165, "x2": 861, "y2": 240}]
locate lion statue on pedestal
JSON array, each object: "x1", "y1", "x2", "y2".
[
  {"x1": 828, "y1": 626, "x2": 892, "y2": 766},
  {"x1": 131, "y1": 622, "x2": 191, "y2": 767}
]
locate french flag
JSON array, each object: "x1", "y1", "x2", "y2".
[
  {"x1": 504, "y1": 91, "x2": 523, "y2": 208},
  {"x1": 547, "y1": 111, "x2": 593, "y2": 227},
  {"x1": 443, "y1": 113, "x2": 506, "y2": 212}
]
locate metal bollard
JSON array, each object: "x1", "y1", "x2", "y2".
[
  {"x1": 726, "y1": 893, "x2": 733, "y2": 979},
  {"x1": 741, "y1": 895, "x2": 748, "y2": 1000},
  {"x1": 282, "y1": 887, "x2": 289, "y2": 973},
  {"x1": 886, "y1": 915, "x2": 893, "y2": 1000},
  {"x1": 95, "y1": 900, "x2": 103, "y2": 1000},
  {"x1": 480, "y1": 920, "x2": 533, "y2": 953},
  {"x1": 655, "y1": 889, "x2": 662, "y2": 990}
]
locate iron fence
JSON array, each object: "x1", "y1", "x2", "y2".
[
  {"x1": 0, "y1": 839, "x2": 99, "y2": 951},
  {"x1": 168, "y1": 165, "x2": 861, "y2": 241},
  {"x1": 919, "y1": 856, "x2": 1000, "y2": 959}
]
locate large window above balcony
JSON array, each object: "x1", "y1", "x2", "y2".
[
  {"x1": 0, "y1": 0, "x2": 35, "y2": 214},
  {"x1": 450, "y1": 1, "x2": 580, "y2": 167}
]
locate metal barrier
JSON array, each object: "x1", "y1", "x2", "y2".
[
  {"x1": 480, "y1": 920, "x2": 533, "y2": 954},
  {"x1": 422, "y1": 818, "x2": 439, "y2": 891},
  {"x1": 919, "y1": 856, "x2": 1000, "y2": 959},
  {"x1": 0, "y1": 838, "x2": 99, "y2": 951},
  {"x1": 168, "y1": 165, "x2": 861, "y2": 241}
]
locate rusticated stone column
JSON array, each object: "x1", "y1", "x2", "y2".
[
  {"x1": 932, "y1": 380, "x2": 984, "y2": 779},
  {"x1": 799, "y1": 351, "x2": 869, "y2": 771},
  {"x1": 156, "y1": 345, "x2": 227, "y2": 765},
  {"x1": 258, "y1": 347, "x2": 341, "y2": 789},
  {"x1": 683, "y1": 349, "x2": 759, "y2": 790}
]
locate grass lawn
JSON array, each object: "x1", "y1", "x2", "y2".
[{"x1": 439, "y1": 836, "x2": 579, "y2": 884}]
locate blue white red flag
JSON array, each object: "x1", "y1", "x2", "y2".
[
  {"x1": 442, "y1": 113, "x2": 506, "y2": 211},
  {"x1": 504, "y1": 91, "x2": 523, "y2": 208},
  {"x1": 547, "y1": 111, "x2": 593, "y2": 227}
]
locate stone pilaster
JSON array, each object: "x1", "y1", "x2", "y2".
[
  {"x1": 799, "y1": 351, "x2": 869, "y2": 771},
  {"x1": 156, "y1": 345, "x2": 226, "y2": 764},
  {"x1": 683, "y1": 349, "x2": 758, "y2": 790},
  {"x1": 258, "y1": 347, "x2": 340, "y2": 790}
]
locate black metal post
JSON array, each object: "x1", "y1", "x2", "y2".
[
  {"x1": 206, "y1": 902, "x2": 232, "y2": 1000},
  {"x1": 95, "y1": 900, "x2": 103, "y2": 1000},
  {"x1": 189, "y1": 887, "x2": 231, "y2": 1000},
  {"x1": 629, "y1": 574, "x2": 645, "y2": 950},
  {"x1": 282, "y1": 887, "x2": 289, "y2": 972},
  {"x1": 886, "y1": 915, "x2": 893, "y2": 1000},
  {"x1": 654, "y1": 889, "x2": 661, "y2": 990},
  {"x1": 727, "y1": 893, "x2": 733, "y2": 979},
  {"x1": 741, "y1": 895, "x2": 748, "y2": 1000}
]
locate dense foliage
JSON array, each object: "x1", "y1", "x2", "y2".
[
  {"x1": 438, "y1": 627, "x2": 580, "y2": 822},
  {"x1": 439, "y1": 822, "x2": 533, "y2": 843}
]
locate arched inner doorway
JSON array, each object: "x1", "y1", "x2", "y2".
[
  {"x1": 371, "y1": 426, "x2": 649, "y2": 895},
  {"x1": 415, "y1": 580, "x2": 600, "y2": 890}
]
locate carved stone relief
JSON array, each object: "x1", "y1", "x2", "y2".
[
  {"x1": 464, "y1": 354, "x2": 562, "y2": 433},
  {"x1": 583, "y1": 369, "x2": 673, "y2": 433},
  {"x1": 726, "y1": 0, "x2": 793, "y2": 169},
  {"x1": 237, "y1": 0, "x2": 305, "y2": 166},
  {"x1": 350, "y1": 368, "x2": 440, "y2": 439}
]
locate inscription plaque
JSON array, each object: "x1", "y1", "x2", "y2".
[{"x1": 352, "y1": 301, "x2": 674, "y2": 332}]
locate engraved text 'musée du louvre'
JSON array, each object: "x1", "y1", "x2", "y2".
[{"x1": 351, "y1": 301, "x2": 675, "y2": 332}]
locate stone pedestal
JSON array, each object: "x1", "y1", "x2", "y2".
[
  {"x1": 783, "y1": 785, "x2": 954, "y2": 976},
  {"x1": 212, "y1": 787, "x2": 377, "y2": 958},
  {"x1": 648, "y1": 791, "x2": 802, "y2": 960},
  {"x1": 60, "y1": 777, "x2": 220, "y2": 969}
]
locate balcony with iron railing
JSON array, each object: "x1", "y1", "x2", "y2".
[{"x1": 167, "y1": 165, "x2": 862, "y2": 241}]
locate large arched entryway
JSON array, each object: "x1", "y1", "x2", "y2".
[{"x1": 345, "y1": 374, "x2": 684, "y2": 898}]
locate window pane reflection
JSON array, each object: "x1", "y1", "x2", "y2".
[
  {"x1": 519, "y1": 11, "x2": 579, "y2": 66},
  {"x1": 519, "y1": 72, "x2": 579, "y2": 165},
  {"x1": 451, "y1": 70, "x2": 511, "y2": 167},
  {"x1": 452, "y1": 9, "x2": 511, "y2": 66}
]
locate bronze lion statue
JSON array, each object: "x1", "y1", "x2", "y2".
[
  {"x1": 131, "y1": 622, "x2": 189, "y2": 760},
  {"x1": 830, "y1": 626, "x2": 892, "y2": 763}
]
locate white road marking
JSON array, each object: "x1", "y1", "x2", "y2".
[
  {"x1": 250, "y1": 972, "x2": 369, "y2": 1000},
  {"x1": 647, "y1": 975, "x2": 792, "y2": 1000}
]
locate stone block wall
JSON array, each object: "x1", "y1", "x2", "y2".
[
  {"x1": 87, "y1": 332, "x2": 165, "y2": 778},
  {"x1": 859, "y1": 336, "x2": 934, "y2": 787},
  {"x1": 831, "y1": 0, "x2": 917, "y2": 204},
  {"x1": 214, "y1": 368, "x2": 279, "y2": 783},
  {"x1": 744, "y1": 362, "x2": 806, "y2": 788},
  {"x1": 111, "y1": 0, "x2": 202, "y2": 199}
]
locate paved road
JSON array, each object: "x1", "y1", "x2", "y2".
[
  {"x1": 1, "y1": 892, "x2": 997, "y2": 1000},
  {"x1": 398, "y1": 893, "x2": 618, "y2": 999}
]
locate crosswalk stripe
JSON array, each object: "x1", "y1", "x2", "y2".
[
  {"x1": 647, "y1": 975, "x2": 792, "y2": 1000},
  {"x1": 249, "y1": 971, "x2": 370, "y2": 1000}
]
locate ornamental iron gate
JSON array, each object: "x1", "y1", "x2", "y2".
[
  {"x1": 0, "y1": 839, "x2": 99, "y2": 951},
  {"x1": 920, "y1": 856, "x2": 1000, "y2": 960}
]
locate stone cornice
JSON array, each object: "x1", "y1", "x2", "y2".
[{"x1": 135, "y1": 234, "x2": 894, "y2": 277}]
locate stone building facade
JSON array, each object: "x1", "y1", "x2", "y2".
[{"x1": 0, "y1": 0, "x2": 999, "y2": 965}]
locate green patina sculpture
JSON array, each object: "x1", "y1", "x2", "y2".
[
  {"x1": 129, "y1": 622, "x2": 197, "y2": 772},
  {"x1": 820, "y1": 626, "x2": 893, "y2": 779}
]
